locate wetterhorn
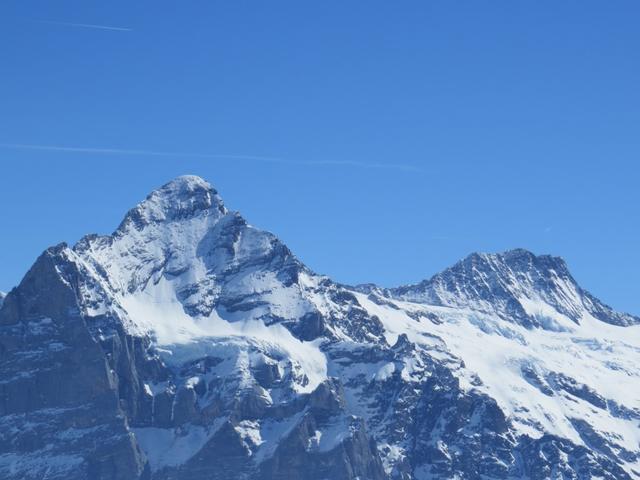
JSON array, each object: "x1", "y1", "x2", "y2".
[{"x1": 1, "y1": 176, "x2": 639, "y2": 479}]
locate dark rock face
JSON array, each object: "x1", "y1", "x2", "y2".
[
  {"x1": 0, "y1": 247, "x2": 148, "y2": 480},
  {"x1": 517, "y1": 435, "x2": 633, "y2": 480},
  {"x1": 258, "y1": 414, "x2": 385, "y2": 480},
  {"x1": 1, "y1": 176, "x2": 638, "y2": 480}
]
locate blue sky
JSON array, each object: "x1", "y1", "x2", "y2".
[{"x1": 1, "y1": 1, "x2": 639, "y2": 314}]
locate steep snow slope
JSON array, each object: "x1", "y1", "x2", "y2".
[
  {"x1": 356, "y1": 293, "x2": 640, "y2": 475},
  {"x1": 0, "y1": 175, "x2": 638, "y2": 480},
  {"x1": 67, "y1": 176, "x2": 353, "y2": 395}
]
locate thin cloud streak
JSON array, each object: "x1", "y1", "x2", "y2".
[
  {"x1": 0, "y1": 143, "x2": 422, "y2": 173},
  {"x1": 35, "y1": 20, "x2": 132, "y2": 32},
  {"x1": 302, "y1": 159, "x2": 422, "y2": 172}
]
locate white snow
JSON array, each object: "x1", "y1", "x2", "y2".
[
  {"x1": 253, "y1": 411, "x2": 306, "y2": 463},
  {"x1": 316, "y1": 417, "x2": 352, "y2": 452},
  {"x1": 133, "y1": 419, "x2": 225, "y2": 471},
  {"x1": 375, "y1": 362, "x2": 396, "y2": 381},
  {"x1": 235, "y1": 420, "x2": 263, "y2": 453},
  {"x1": 118, "y1": 277, "x2": 327, "y2": 394},
  {"x1": 378, "y1": 443, "x2": 407, "y2": 475},
  {"x1": 354, "y1": 292, "x2": 640, "y2": 458}
]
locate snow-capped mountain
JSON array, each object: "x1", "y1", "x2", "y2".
[
  {"x1": 390, "y1": 249, "x2": 639, "y2": 328},
  {"x1": 1, "y1": 175, "x2": 638, "y2": 480}
]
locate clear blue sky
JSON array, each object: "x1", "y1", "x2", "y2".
[{"x1": 1, "y1": 1, "x2": 639, "y2": 314}]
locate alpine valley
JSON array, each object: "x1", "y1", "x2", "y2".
[{"x1": 1, "y1": 175, "x2": 639, "y2": 480}]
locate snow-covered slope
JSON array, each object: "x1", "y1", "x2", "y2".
[
  {"x1": 356, "y1": 292, "x2": 640, "y2": 476},
  {"x1": 0, "y1": 175, "x2": 638, "y2": 480},
  {"x1": 69, "y1": 175, "x2": 331, "y2": 393},
  {"x1": 0, "y1": 291, "x2": 5, "y2": 308}
]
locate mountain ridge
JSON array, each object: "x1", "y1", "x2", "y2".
[
  {"x1": 1, "y1": 175, "x2": 638, "y2": 480},
  {"x1": 389, "y1": 248, "x2": 639, "y2": 328},
  {"x1": 75, "y1": 176, "x2": 640, "y2": 327}
]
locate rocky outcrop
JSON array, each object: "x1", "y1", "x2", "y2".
[{"x1": 0, "y1": 247, "x2": 148, "y2": 480}]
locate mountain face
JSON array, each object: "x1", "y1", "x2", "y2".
[
  {"x1": 390, "y1": 249, "x2": 639, "y2": 328},
  {"x1": 1, "y1": 175, "x2": 639, "y2": 480}
]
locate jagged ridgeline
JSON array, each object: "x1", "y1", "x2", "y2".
[{"x1": 1, "y1": 176, "x2": 639, "y2": 480}]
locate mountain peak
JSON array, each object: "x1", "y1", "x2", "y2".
[
  {"x1": 391, "y1": 249, "x2": 637, "y2": 328},
  {"x1": 462, "y1": 249, "x2": 571, "y2": 278},
  {"x1": 160, "y1": 174, "x2": 216, "y2": 198},
  {"x1": 69, "y1": 175, "x2": 310, "y2": 326},
  {"x1": 116, "y1": 175, "x2": 227, "y2": 233}
]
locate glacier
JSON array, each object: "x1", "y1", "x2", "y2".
[{"x1": 0, "y1": 175, "x2": 638, "y2": 480}]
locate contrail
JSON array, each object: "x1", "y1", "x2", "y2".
[
  {"x1": 301, "y1": 159, "x2": 422, "y2": 172},
  {"x1": 0, "y1": 143, "x2": 422, "y2": 173},
  {"x1": 35, "y1": 20, "x2": 132, "y2": 32},
  {"x1": 0, "y1": 144, "x2": 284, "y2": 162}
]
